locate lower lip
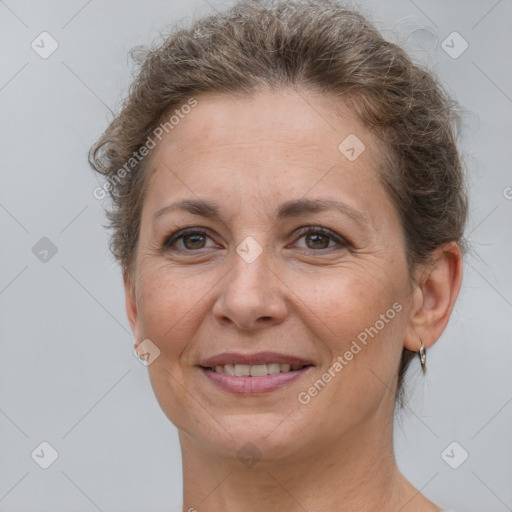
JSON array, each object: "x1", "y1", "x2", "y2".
[{"x1": 199, "y1": 366, "x2": 312, "y2": 394}]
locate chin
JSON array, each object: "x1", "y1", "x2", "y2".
[{"x1": 193, "y1": 410, "x2": 318, "y2": 464}]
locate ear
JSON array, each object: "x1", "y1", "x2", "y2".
[
  {"x1": 124, "y1": 272, "x2": 142, "y2": 349},
  {"x1": 403, "y1": 241, "x2": 463, "y2": 352}
]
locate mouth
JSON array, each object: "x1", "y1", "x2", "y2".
[{"x1": 198, "y1": 352, "x2": 314, "y2": 394}]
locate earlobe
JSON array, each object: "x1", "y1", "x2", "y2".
[{"x1": 403, "y1": 242, "x2": 463, "y2": 352}]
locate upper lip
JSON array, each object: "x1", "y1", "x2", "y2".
[{"x1": 199, "y1": 352, "x2": 314, "y2": 368}]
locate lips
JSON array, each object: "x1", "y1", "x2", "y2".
[{"x1": 198, "y1": 352, "x2": 314, "y2": 394}]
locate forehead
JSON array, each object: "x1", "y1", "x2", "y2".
[
  {"x1": 152, "y1": 89, "x2": 373, "y2": 159},
  {"x1": 142, "y1": 89, "x2": 391, "y2": 225}
]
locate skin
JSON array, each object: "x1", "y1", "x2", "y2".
[{"x1": 124, "y1": 88, "x2": 463, "y2": 512}]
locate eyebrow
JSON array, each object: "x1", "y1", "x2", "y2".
[{"x1": 153, "y1": 198, "x2": 369, "y2": 225}]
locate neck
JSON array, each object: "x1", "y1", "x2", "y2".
[{"x1": 178, "y1": 414, "x2": 437, "y2": 512}]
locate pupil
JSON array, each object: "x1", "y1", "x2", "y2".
[
  {"x1": 184, "y1": 234, "x2": 205, "y2": 249},
  {"x1": 307, "y1": 233, "x2": 328, "y2": 249}
]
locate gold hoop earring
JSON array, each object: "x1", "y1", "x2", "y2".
[{"x1": 418, "y1": 339, "x2": 427, "y2": 374}]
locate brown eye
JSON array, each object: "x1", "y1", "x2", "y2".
[
  {"x1": 293, "y1": 227, "x2": 348, "y2": 252},
  {"x1": 181, "y1": 233, "x2": 207, "y2": 250},
  {"x1": 163, "y1": 228, "x2": 216, "y2": 252},
  {"x1": 304, "y1": 232, "x2": 330, "y2": 250}
]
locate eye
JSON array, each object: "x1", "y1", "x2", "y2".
[
  {"x1": 163, "y1": 228, "x2": 218, "y2": 252},
  {"x1": 162, "y1": 226, "x2": 349, "y2": 254},
  {"x1": 291, "y1": 226, "x2": 348, "y2": 252}
]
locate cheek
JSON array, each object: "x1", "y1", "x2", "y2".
[
  {"x1": 135, "y1": 264, "x2": 216, "y2": 429},
  {"x1": 290, "y1": 267, "x2": 403, "y2": 352},
  {"x1": 289, "y1": 266, "x2": 408, "y2": 420},
  {"x1": 136, "y1": 263, "x2": 213, "y2": 359},
  {"x1": 295, "y1": 270, "x2": 406, "y2": 422}
]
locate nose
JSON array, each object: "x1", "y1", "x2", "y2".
[{"x1": 212, "y1": 249, "x2": 288, "y2": 331}]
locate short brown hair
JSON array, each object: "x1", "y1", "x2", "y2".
[{"x1": 89, "y1": 0, "x2": 468, "y2": 405}]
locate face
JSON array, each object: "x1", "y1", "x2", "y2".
[{"x1": 126, "y1": 89, "x2": 416, "y2": 462}]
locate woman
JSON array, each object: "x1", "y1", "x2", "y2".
[{"x1": 89, "y1": 1, "x2": 466, "y2": 510}]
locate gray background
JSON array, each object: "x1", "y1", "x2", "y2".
[{"x1": 1, "y1": 0, "x2": 511, "y2": 510}]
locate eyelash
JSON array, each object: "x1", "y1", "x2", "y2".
[{"x1": 162, "y1": 226, "x2": 349, "y2": 253}]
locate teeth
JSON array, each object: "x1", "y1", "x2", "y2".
[
  {"x1": 210, "y1": 363, "x2": 306, "y2": 376},
  {"x1": 250, "y1": 364, "x2": 268, "y2": 377},
  {"x1": 267, "y1": 363, "x2": 281, "y2": 374},
  {"x1": 234, "y1": 364, "x2": 251, "y2": 376}
]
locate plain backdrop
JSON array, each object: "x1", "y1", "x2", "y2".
[{"x1": 1, "y1": 0, "x2": 511, "y2": 511}]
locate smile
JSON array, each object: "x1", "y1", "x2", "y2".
[{"x1": 198, "y1": 352, "x2": 314, "y2": 394}]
